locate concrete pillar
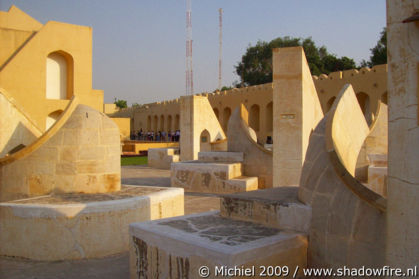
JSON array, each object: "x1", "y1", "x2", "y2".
[
  {"x1": 272, "y1": 47, "x2": 323, "y2": 186},
  {"x1": 386, "y1": 0, "x2": 419, "y2": 272}
]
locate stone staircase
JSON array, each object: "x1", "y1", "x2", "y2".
[
  {"x1": 130, "y1": 187, "x2": 311, "y2": 278},
  {"x1": 170, "y1": 152, "x2": 259, "y2": 194},
  {"x1": 220, "y1": 187, "x2": 311, "y2": 233}
]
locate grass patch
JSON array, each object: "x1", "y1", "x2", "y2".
[{"x1": 121, "y1": 156, "x2": 148, "y2": 166}]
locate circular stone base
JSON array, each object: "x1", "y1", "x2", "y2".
[{"x1": 0, "y1": 185, "x2": 184, "y2": 261}]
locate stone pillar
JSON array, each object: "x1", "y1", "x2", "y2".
[
  {"x1": 180, "y1": 95, "x2": 226, "y2": 161},
  {"x1": 272, "y1": 47, "x2": 323, "y2": 186},
  {"x1": 179, "y1": 96, "x2": 196, "y2": 161},
  {"x1": 386, "y1": 0, "x2": 419, "y2": 271}
]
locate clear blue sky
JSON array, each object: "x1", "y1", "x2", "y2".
[{"x1": 1, "y1": 0, "x2": 386, "y2": 105}]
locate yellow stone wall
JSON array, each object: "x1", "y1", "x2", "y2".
[
  {"x1": 131, "y1": 65, "x2": 387, "y2": 144},
  {"x1": 0, "y1": 6, "x2": 104, "y2": 132},
  {"x1": 111, "y1": 117, "x2": 131, "y2": 140},
  {"x1": 104, "y1": 103, "x2": 119, "y2": 114},
  {"x1": 0, "y1": 88, "x2": 42, "y2": 157}
]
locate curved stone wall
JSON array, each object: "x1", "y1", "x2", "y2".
[
  {"x1": 228, "y1": 104, "x2": 273, "y2": 188},
  {"x1": 298, "y1": 84, "x2": 386, "y2": 268},
  {"x1": 0, "y1": 100, "x2": 121, "y2": 201}
]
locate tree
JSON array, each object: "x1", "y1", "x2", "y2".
[
  {"x1": 213, "y1": 86, "x2": 233, "y2": 93},
  {"x1": 235, "y1": 36, "x2": 356, "y2": 87},
  {"x1": 114, "y1": 98, "x2": 127, "y2": 109},
  {"x1": 361, "y1": 28, "x2": 387, "y2": 67}
]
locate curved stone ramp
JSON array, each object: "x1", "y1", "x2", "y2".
[
  {"x1": 355, "y1": 100, "x2": 388, "y2": 181},
  {"x1": 299, "y1": 84, "x2": 386, "y2": 269},
  {"x1": 227, "y1": 104, "x2": 273, "y2": 188},
  {"x1": 0, "y1": 88, "x2": 43, "y2": 157},
  {"x1": 0, "y1": 97, "x2": 121, "y2": 202}
]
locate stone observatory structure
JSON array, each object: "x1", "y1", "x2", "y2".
[
  {"x1": 0, "y1": 5, "x2": 185, "y2": 261},
  {"x1": 0, "y1": 96, "x2": 184, "y2": 260},
  {"x1": 129, "y1": 45, "x2": 395, "y2": 278},
  {"x1": 0, "y1": 98, "x2": 121, "y2": 201}
]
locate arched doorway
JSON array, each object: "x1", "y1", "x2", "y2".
[
  {"x1": 266, "y1": 102, "x2": 273, "y2": 132},
  {"x1": 200, "y1": 129, "x2": 211, "y2": 152},
  {"x1": 46, "y1": 52, "x2": 72, "y2": 100},
  {"x1": 153, "y1": 115, "x2": 158, "y2": 132},
  {"x1": 147, "y1": 116, "x2": 151, "y2": 131},
  {"x1": 213, "y1": 108, "x2": 219, "y2": 120},
  {"x1": 223, "y1": 107, "x2": 231, "y2": 131},
  {"x1": 249, "y1": 104, "x2": 260, "y2": 131},
  {"x1": 175, "y1": 114, "x2": 180, "y2": 130},
  {"x1": 356, "y1": 92, "x2": 372, "y2": 125},
  {"x1": 167, "y1": 115, "x2": 172, "y2": 132},
  {"x1": 160, "y1": 115, "x2": 165, "y2": 131}
]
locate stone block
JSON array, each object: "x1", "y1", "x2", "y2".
[
  {"x1": 0, "y1": 186, "x2": 184, "y2": 261},
  {"x1": 221, "y1": 187, "x2": 311, "y2": 233},
  {"x1": 198, "y1": 151, "x2": 244, "y2": 162},
  {"x1": 130, "y1": 211, "x2": 307, "y2": 278}
]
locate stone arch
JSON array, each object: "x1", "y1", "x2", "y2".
[
  {"x1": 223, "y1": 107, "x2": 231, "y2": 132},
  {"x1": 46, "y1": 51, "x2": 73, "y2": 100},
  {"x1": 200, "y1": 129, "x2": 211, "y2": 152},
  {"x1": 356, "y1": 92, "x2": 372, "y2": 125},
  {"x1": 174, "y1": 114, "x2": 180, "y2": 130},
  {"x1": 381, "y1": 92, "x2": 388, "y2": 105},
  {"x1": 326, "y1": 96, "x2": 336, "y2": 112},
  {"x1": 46, "y1": 110, "x2": 63, "y2": 130},
  {"x1": 153, "y1": 115, "x2": 158, "y2": 132},
  {"x1": 167, "y1": 115, "x2": 172, "y2": 132},
  {"x1": 249, "y1": 104, "x2": 260, "y2": 131},
  {"x1": 213, "y1": 108, "x2": 219, "y2": 120},
  {"x1": 266, "y1": 102, "x2": 273, "y2": 132},
  {"x1": 147, "y1": 115, "x2": 151, "y2": 131},
  {"x1": 160, "y1": 115, "x2": 165, "y2": 131}
]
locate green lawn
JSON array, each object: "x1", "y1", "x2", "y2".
[{"x1": 121, "y1": 156, "x2": 148, "y2": 166}]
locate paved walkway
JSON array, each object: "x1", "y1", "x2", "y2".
[{"x1": 0, "y1": 165, "x2": 220, "y2": 279}]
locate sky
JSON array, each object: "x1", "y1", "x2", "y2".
[{"x1": 0, "y1": 0, "x2": 386, "y2": 105}]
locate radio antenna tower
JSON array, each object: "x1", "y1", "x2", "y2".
[
  {"x1": 185, "y1": 0, "x2": 193, "y2": 95},
  {"x1": 218, "y1": 8, "x2": 223, "y2": 91}
]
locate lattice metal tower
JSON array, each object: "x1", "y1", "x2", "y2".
[
  {"x1": 218, "y1": 8, "x2": 223, "y2": 91},
  {"x1": 185, "y1": 0, "x2": 193, "y2": 95}
]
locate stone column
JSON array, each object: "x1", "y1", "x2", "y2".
[
  {"x1": 272, "y1": 47, "x2": 323, "y2": 186},
  {"x1": 179, "y1": 95, "x2": 196, "y2": 161},
  {"x1": 386, "y1": 0, "x2": 419, "y2": 272}
]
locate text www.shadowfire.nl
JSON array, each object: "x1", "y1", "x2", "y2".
[{"x1": 197, "y1": 265, "x2": 418, "y2": 278}]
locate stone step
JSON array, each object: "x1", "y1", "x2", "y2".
[
  {"x1": 129, "y1": 211, "x2": 307, "y2": 278},
  {"x1": 172, "y1": 161, "x2": 242, "y2": 180},
  {"x1": 198, "y1": 151, "x2": 244, "y2": 163},
  {"x1": 172, "y1": 161, "x2": 253, "y2": 194},
  {"x1": 224, "y1": 176, "x2": 258, "y2": 192},
  {"x1": 220, "y1": 187, "x2": 311, "y2": 233}
]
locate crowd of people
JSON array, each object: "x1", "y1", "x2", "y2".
[{"x1": 130, "y1": 129, "x2": 180, "y2": 142}]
